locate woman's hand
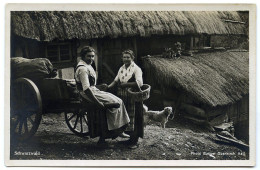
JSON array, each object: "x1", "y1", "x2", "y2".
[
  {"x1": 103, "y1": 84, "x2": 108, "y2": 91},
  {"x1": 84, "y1": 88, "x2": 105, "y2": 109},
  {"x1": 96, "y1": 83, "x2": 108, "y2": 91}
]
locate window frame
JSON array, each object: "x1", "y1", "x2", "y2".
[
  {"x1": 45, "y1": 42, "x2": 72, "y2": 63},
  {"x1": 192, "y1": 35, "x2": 211, "y2": 50}
]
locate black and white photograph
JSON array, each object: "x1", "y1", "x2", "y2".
[{"x1": 4, "y1": 3, "x2": 256, "y2": 167}]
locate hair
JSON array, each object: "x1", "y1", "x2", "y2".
[
  {"x1": 122, "y1": 49, "x2": 135, "y2": 59},
  {"x1": 80, "y1": 46, "x2": 95, "y2": 58}
]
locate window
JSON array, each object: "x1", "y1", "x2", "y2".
[
  {"x1": 192, "y1": 35, "x2": 211, "y2": 49},
  {"x1": 45, "y1": 43, "x2": 72, "y2": 63}
]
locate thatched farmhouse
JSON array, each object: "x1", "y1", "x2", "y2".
[
  {"x1": 11, "y1": 11, "x2": 249, "y2": 138},
  {"x1": 11, "y1": 11, "x2": 248, "y2": 83}
]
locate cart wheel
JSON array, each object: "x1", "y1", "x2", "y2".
[
  {"x1": 10, "y1": 78, "x2": 42, "y2": 141},
  {"x1": 64, "y1": 109, "x2": 90, "y2": 137}
]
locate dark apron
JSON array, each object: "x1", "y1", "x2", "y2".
[{"x1": 117, "y1": 74, "x2": 144, "y2": 138}]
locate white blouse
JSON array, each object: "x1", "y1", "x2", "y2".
[
  {"x1": 75, "y1": 60, "x2": 97, "y2": 91},
  {"x1": 114, "y1": 61, "x2": 143, "y2": 87}
]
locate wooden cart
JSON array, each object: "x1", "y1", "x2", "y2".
[{"x1": 10, "y1": 77, "x2": 102, "y2": 141}]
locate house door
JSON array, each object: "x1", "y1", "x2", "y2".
[{"x1": 98, "y1": 38, "x2": 136, "y2": 84}]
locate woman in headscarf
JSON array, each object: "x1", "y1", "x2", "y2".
[
  {"x1": 108, "y1": 49, "x2": 144, "y2": 148},
  {"x1": 75, "y1": 46, "x2": 130, "y2": 147}
]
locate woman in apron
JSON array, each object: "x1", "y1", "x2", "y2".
[
  {"x1": 108, "y1": 49, "x2": 144, "y2": 148},
  {"x1": 75, "y1": 46, "x2": 130, "y2": 147}
]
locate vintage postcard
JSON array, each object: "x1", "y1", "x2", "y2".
[{"x1": 5, "y1": 3, "x2": 256, "y2": 167}]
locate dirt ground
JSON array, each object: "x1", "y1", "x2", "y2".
[{"x1": 10, "y1": 113, "x2": 249, "y2": 160}]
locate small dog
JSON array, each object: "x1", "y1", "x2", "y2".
[{"x1": 143, "y1": 105, "x2": 174, "y2": 128}]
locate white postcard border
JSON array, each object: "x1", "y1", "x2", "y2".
[{"x1": 4, "y1": 3, "x2": 256, "y2": 167}]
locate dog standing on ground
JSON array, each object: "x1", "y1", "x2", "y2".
[{"x1": 143, "y1": 105, "x2": 174, "y2": 128}]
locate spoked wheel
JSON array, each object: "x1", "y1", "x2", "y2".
[
  {"x1": 10, "y1": 78, "x2": 42, "y2": 141},
  {"x1": 64, "y1": 109, "x2": 90, "y2": 137}
]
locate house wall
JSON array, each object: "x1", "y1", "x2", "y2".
[
  {"x1": 12, "y1": 33, "x2": 248, "y2": 82},
  {"x1": 210, "y1": 35, "x2": 248, "y2": 50},
  {"x1": 137, "y1": 35, "x2": 191, "y2": 58},
  {"x1": 204, "y1": 95, "x2": 249, "y2": 122},
  {"x1": 206, "y1": 95, "x2": 249, "y2": 142},
  {"x1": 11, "y1": 35, "x2": 42, "y2": 59}
]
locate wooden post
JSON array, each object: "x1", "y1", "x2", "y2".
[
  {"x1": 97, "y1": 40, "x2": 103, "y2": 83},
  {"x1": 190, "y1": 36, "x2": 194, "y2": 50},
  {"x1": 133, "y1": 37, "x2": 138, "y2": 63},
  {"x1": 92, "y1": 40, "x2": 99, "y2": 79}
]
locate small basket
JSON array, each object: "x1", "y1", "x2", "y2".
[{"x1": 127, "y1": 84, "x2": 151, "y2": 102}]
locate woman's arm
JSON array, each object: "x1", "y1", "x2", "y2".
[
  {"x1": 108, "y1": 68, "x2": 120, "y2": 89},
  {"x1": 108, "y1": 79, "x2": 137, "y2": 89},
  {"x1": 78, "y1": 67, "x2": 104, "y2": 109},
  {"x1": 134, "y1": 67, "x2": 143, "y2": 87},
  {"x1": 108, "y1": 80, "x2": 117, "y2": 89}
]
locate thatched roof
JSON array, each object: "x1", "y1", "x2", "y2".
[
  {"x1": 11, "y1": 11, "x2": 247, "y2": 41},
  {"x1": 142, "y1": 51, "x2": 249, "y2": 107}
]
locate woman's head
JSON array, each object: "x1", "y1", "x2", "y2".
[
  {"x1": 122, "y1": 49, "x2": 135, "y2": 66},
  {"x1": 80, "y1": 46, "x2": 95, "y2": 65}
]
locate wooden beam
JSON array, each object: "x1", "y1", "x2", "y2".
[
  {"x1": 216, "y1": 134, "x2": 249, "y2": 148},
  {"x1": 224, "y1": 20, "x2": 245, "y2": 24}
]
